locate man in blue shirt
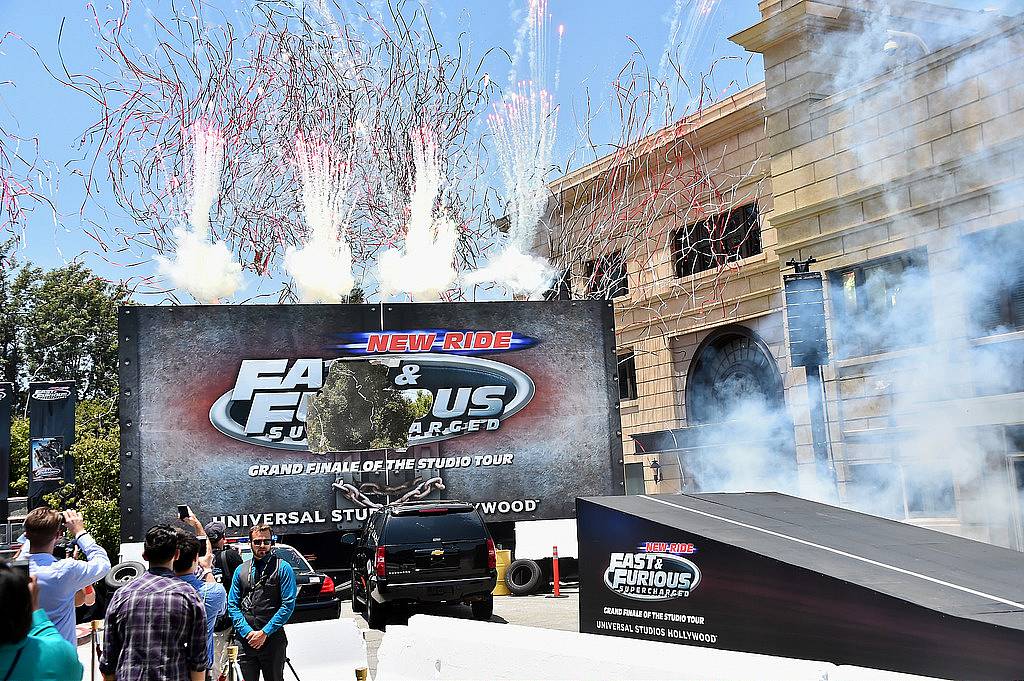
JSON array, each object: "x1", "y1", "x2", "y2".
[
  {"x1": 174, "y1": 520, "x2": 227, "y2": 678},
  {"x1": 23, "y1": 508, "x2": 110, "y2": 646},
  {"x1": 227, "y1": 524, "x2": 296, "y2": 681}
]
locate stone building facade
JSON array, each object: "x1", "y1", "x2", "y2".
[{"x1": 549, "y1": 0, "x2": 1024, "y2": 550}]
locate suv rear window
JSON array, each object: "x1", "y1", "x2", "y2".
[{"x1": 384, "y1": 510, "x2": 487, "y2": 544}]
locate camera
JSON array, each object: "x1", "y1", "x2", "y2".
[{"x1": 53, "y1": 540, "x2": 74, "y2": 560}]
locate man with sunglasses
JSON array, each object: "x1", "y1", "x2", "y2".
[{"x1": 226, "y1": 524, "x2": 296, "y2": 681}]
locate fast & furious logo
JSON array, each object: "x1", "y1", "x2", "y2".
[
  {"x1": 31, "y1": 386, "x2": 72, "y2": 401},
  {"x1": 604, "y1": 550, "x2": 702, "y2": 601},
  {"x1": 209, "y1": 330, "x2": 536, "y2": 451}
]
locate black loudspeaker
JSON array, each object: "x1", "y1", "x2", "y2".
[{"x1": 784, "y1": 272, "x2": 829, "y2": 367}]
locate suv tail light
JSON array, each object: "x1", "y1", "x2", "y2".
[
  {"x1": 486, "y1": 538, "x2": 496, "y2": 570},
  {"x1": 375, "y1": 546, "x2": 387, "y2": 577},
  {"x1": 319, "y1": 575, "x2": 335, "y2": 594}
]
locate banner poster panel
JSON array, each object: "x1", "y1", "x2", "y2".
[
  {"x1": 576, "y1": 495, "x2": 1024, "y2": 679},
  {"x1": 0, "y1": 382, "x2": 12, "y2": 522},
  {"x1": 119, "y1": 302, "x2": 623, "y2": 539},
  {"x1": 27, "y1": 381, "x2": 76, "y2": 507}
]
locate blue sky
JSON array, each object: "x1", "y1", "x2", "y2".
[{"x1": 0, "y1": 0, "x2": 1005, "y2": 294}]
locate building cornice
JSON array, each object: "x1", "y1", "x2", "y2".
[{"x1": 729, "y1": 1, "x2": 844, "y2": 54}]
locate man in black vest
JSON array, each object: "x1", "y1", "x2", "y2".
[{"x1": 226, "y1": 524, "x2": 297, "y2": 681}]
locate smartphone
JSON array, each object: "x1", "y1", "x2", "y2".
[
  {"x1": 10, "y1": 558, "x2": 30, "y2": 582},
  {"x1": 177, "y1": 504, "x2": 192, "y2": 521}
]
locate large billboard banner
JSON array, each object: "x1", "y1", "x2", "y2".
[{"x1": 119, "y1": 302, "x2": 623, "y2": 539}]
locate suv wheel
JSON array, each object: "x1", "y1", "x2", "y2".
[
  {"x1": 471, "y1": 595, "x2": 493, "y2": 621},
  {"x1": 366, "y1": 595, "x2": 388, "y2": 630}
]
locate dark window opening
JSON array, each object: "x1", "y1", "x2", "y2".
[
  {"x1": 961, "y1": 223, "x2": 1024, "y2": 337},
  {"x1": 624, "y1": 462, "x2": 646, "y2": 495},
  {"x1": 828, "y1": 249, "x2": 931, "y2": 357},
  {"x1": 672, "y1": 203, "x2": 762, "y2": 278},
  {"x1": 618, "y1": 351, "x2": 638, "y2": 401},
  {"x1": 584, "y1": 250, "x2": 628, "y2": 298},
  {"x1": 903, "y1": 464, "x2": 956, "y2": 518},
  {"x1": 845, "y1": 461, "x2": 956, "y2": 520},
  {"x1": 543, "y1": 269, "x2": 572, "y2": 301},
  {"x1": 845, "y1": 462, "x2": 904, "y2": 519},
  {"x1": 1011, "y1": 456, "x2": 1024, "y2": 550}
]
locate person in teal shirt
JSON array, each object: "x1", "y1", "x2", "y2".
[{"x1": 0, "y1": 564, "x2": 83, "y2": 681}]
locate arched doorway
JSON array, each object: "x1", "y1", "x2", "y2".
[{"x1": 685, "y1": 326, "x2": 784, "y2": 425}]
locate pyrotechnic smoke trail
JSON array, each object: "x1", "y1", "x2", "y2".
[
  {"x1": 377, "y1": 127, "x2": 458, "y2": 300},
  {"x1": 284, "y1": 135, "x2": 356, "y2": 302},
  {"x1": 658, "y1": 0, "x2": 723, "y2": 121},
  {"x1": 156, "y1": 120, "x2": 243, "y2": 303},
  {"x1": 466, "y1": 0, "x2": 558, "y2": 298},
  {"x1": 55, "y1": 1, "x2": 496, "y2": 300}
]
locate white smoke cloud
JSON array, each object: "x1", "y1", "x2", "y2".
[
  {"x1": 156, "y1": 120, "x2": 243, "y2": 303},
  {"x1": 156, "y1": 227, "x2": 244, "y2": 303},
  {"x1": 284, "y1": 136, "x2": 356, "y2": 303},
  {"x1": 377, "y1": 127, "x2": 458, "y2": 300},
  {"x1": 463, "y1": 247, "x2": 552, "y2": 298},
  {"x1": 686, "y1": 4, "x2": 1024, "y2": 544},
  {"x1": 465, "y1": 0, "x2": 557, "y2": 297}
]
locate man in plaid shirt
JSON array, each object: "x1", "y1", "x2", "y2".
[{"x1": 100, "y1": 525, "x2": 208, "y2": 681}]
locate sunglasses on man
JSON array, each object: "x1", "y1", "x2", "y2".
[{"x1": 251, "y1": 539, "x2": 274, "y2": 546}]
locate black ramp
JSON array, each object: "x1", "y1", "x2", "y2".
[{"x1": 577, "y1": 492, "x2": 1024, "y2": 679}]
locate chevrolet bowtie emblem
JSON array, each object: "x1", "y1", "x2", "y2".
[{"x1": 431, "y1": 549, "x2": 445, "y2": 556}]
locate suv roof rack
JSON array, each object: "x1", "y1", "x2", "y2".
[{"x1": 389, "y1": 500, "x2": 475, "y2": 515}]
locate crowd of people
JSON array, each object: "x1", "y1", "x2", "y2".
[{"x1": 0, "y1": 508, "x2": 298, "y2": 681}]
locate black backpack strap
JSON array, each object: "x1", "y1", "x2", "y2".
[{"x1": 238, "y1": 559, "x2": 252, "y2": 592}]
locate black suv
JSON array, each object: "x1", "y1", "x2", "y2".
[{"x1": 348, "y1": 500, "x2": 497, "y2": 629}]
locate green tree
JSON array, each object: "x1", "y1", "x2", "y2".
[
  {"x1": 0, "y1": 242, "x2": 34, "y2": 389},
  {"x1": 14, "y1": 262, "x2": 129, "y2": 404},
  {"x1": 9, "y1": 416, "x2": 29, "y2": 496},
  {"x1": 0, "y1": 259, "x2": 129, "y2": 405},
  {"x1": 42, "y1": 400, "x2": 121, "y2": 557}
]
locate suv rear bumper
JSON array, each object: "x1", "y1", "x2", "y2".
[{"x1": 375, "y1": 573, "x2": 496, "y2": 604}]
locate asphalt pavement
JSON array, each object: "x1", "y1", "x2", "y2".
[{"x1": 345, "y1": 586, "x2": 580, "y2": 679}]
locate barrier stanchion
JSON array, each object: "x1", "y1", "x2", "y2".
[
  {"x1": 546, "y1": 545, "x2": 568, "y2": 599},
  {"x1": 90, "y1": 620, "x2": 99, "y2": 681},
  {"x1": 355, "y1": 668, "x2": 368, "y2": 680},
  {"x1": 226, "y1": 645, "x2": 240, "y2": 681}
]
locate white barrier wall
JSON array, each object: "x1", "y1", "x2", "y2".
[
  {"x1": 81, "y1": 617, "x2": 369, "y2": 680},
  {"x1": 375, "y1": 615, "x2": 940, "y2": 681},
  {"x1": 513, "y1": 519, "x2": 578, "y2": 559},
  {"x1": 285, "y1": 618, "x2": 368, "y2": 678}
]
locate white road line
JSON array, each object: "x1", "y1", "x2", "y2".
[{"x1": 639, "y1": 495, "x2": 1024, "y2": 611}]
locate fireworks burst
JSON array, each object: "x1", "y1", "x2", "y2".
[
  {"x1": 466, "y1": 0, "x2": 559, "y2": 298},
  {"x1": 284, "y1": 135, "x2": 357, "y2": 302},
  {"x1": 377, "y1": 127, "x2": 458, "y2": 300},
  {"x1": 155, "y1": 120, "x2": 243, "y2": 303}
]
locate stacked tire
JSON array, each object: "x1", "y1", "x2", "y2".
[{"x1": 504, "y1": 559, "x2": 542, "y2": 596}]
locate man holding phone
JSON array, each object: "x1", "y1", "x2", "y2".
[{"x1": 23, "y1": 508, "x2": 110, "y2": 646}]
